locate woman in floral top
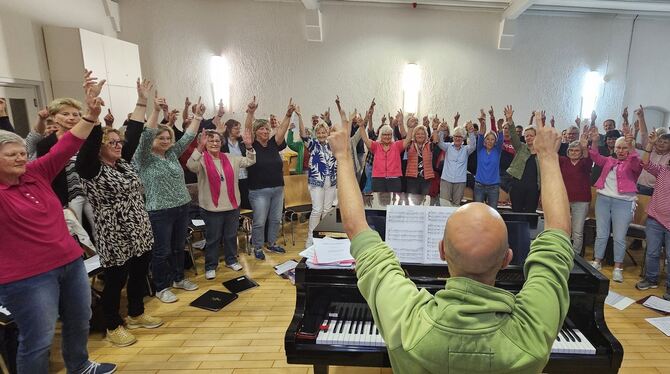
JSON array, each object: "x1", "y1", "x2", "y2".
[{"x1": 296, "y1": 108, "x2": 337, "y2": 248}]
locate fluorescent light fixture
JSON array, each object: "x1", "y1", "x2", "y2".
[
  {"x1": 580, "y1": 71, "x2": 603, "y2": 119},
  {"x1": 210, "y1": 55, "x2": 231, "y2": 110},
  {"x1": 403, "y1": 63, "x2": 421, "y2": 114}
]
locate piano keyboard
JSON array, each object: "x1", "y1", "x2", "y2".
[{"x1": 315, "y1": 303, "x2": 596, "y2": 355}]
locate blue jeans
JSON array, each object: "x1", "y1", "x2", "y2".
[
  {"x1": 248, "y1": 187, "x2": 284, "y2": 249},
  {"x1": 570, "y1": 202, "x2": 590, "y2": 254},
  {"x1": 363, "y1": 162, "x2": 373, "y2": 193},
  {"x1": 148, "y1": 203, "x2": 190, "y2": 291},
  {"x1": 0, "y1": 258, "x2": 92, "y2": 374},
  {"x1": 594, "y1": 194, "x2": 636, "y2": 263},
  {"x1": 643, "y1": 217, "x2": 670, "y2": 288},
  {"x1": 474, "y1": 182, "x2": 500, "y2": 209},
  {"x1": 201, "y1": 208, "x2": 240, "y2": 270}
]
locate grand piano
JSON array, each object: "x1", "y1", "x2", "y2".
[{"x1": 285, "y1": 193, "x2": 623, "y2": 373}]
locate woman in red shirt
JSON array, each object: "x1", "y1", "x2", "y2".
[
  {"x1": 0, "y1": 71, "x2": 116, "y2": 373},
  {"x1": 559, "y1": 127, "x2": 591, "y2": 254}
]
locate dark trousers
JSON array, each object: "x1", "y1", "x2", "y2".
[
  {"x1": 239, "y1": 178, "x2": 251, "y2": 209},
  {"x1": 148, "y1": 203, "x2": 189, "y2": 291},
  {"x1": 372, "y1": 177, "x2": 402, "y2": 193},
  {"x1": 509, "y1": 179, "x2": 540, "y2": 213},
  {"x1": 406, "y1": 177, "x2": 431, "y2": 195},
  {"x1": 201, "y1": 208, "x2": 240, "y2": 270},
  {"x1": 102, "y1": 251, "x2": 151, "y2": 330}
]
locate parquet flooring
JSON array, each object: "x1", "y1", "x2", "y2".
[{"x1": 47, "y1": 222, "x2": 670, "y2": 373}]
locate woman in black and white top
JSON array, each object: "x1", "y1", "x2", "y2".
[{"x1": 75, "y1": 80, "x2": 168, "y2": 348}]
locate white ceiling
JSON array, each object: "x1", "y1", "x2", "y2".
[{"x1": 268, "y1": 0, "x2": 670, "y2": 17}]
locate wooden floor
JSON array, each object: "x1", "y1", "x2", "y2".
[{"x1": 48, "y1": 222, "x2": 670, "y2": 374}]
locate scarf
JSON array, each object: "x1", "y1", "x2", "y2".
[{"x1": 203, "y1": 151, "x2": 238, "y2": 209}]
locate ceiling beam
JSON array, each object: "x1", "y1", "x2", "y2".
[
  {"x1": 533, "y1": 0, "x2": 670, "y2": 13},
  {"x1": 301, "y1": 0, "x2": 320, "y2": 10},
  {"x1": 502, "y1": 0, "x2": 536, "y2": 19}
]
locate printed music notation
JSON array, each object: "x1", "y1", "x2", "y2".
[{"x1": 385, "y1": 205, "x2": 457, "y2": 264}]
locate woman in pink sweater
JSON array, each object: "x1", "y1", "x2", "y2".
[
  {"x1": 588, "y1": 124, "x2": 643, "y2": 282},
  {"x1": 0, "y1": 71, "x2": 116, "y2": 374}
]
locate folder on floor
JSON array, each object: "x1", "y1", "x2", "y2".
[
  {"x1": 189, "y1": 290, "x2": 238, "y2": 312},
  {"x1": 222, "y1": 275, "x2": 259, "y2": 294}
]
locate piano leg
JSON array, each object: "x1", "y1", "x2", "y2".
[{"x1": 314, "y1": 364, "x2": 329, "y2": 374}]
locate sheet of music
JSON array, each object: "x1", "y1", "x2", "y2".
[{"x1": 385, "y1": 205, "x2": 457, "y2": 264}]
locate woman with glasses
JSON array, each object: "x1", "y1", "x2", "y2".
[
  {"x1": 132, "y1": 90, "x2": 199, "y2": 303},
  {"x1": 187, "y1": 128, "x2": 256, "y2": 279},
  {"x1": 433, "y1": 120, "x2": 477, "y2": 206},
  {"x1": 0, "y1": 71, "x2": 117, "y2": 374},
  {"x1": 75, "y1": 82, "x2": 167, "y2": 348}
]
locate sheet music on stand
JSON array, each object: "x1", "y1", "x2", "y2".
[{"x1": 385, "y1": 205, "x2": 457, "y2": 264}]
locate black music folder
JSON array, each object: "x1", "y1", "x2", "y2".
[
  {"x1": 189, "y1": 290, "x2": 238, "y2": 312},
  {"x1": 223, "y1": 275, "x2": 259, "y2": 294}
]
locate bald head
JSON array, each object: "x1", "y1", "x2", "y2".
[{"x1": 441, "y1": 203, "x2": 512, "y2": 285}]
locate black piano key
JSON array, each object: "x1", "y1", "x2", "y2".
[
  {"x1": 332, "y1": 306, "x2": 342, "y2": 332},
  {"x1": 353, "y1": 307, "x2": 361, "y2": 334},
  {"x1": 565, "y1": 328, "x2": 578, "y2": 342},
  {"x1": 556, "y1": 334, "x2": 561, "y2": 342},
  {"x1": 338, "y1": 307, "x2": 349, "y2": 333},
  {"x1": 349, "y1": 307, "x2": 358, "y2": 334},
  {"x1": 560, "y1": 329, "x2": 570, "y2": 342},
  {"x1": 368, "y1": 310, "x2": 375, "y2": 335},
  {"x1": 572, "y1": 329, "x2": 582, "y2": 342}
]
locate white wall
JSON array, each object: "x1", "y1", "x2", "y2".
[
  {"x1": 118, "y1": 0, "x2": 668, "y2": 130},
  {"x1": 0, "y1": 0, "x2": 116, "y2": 100},
  {"x1": 624, "y1": 18, "x2": 670, "y2": 129}
]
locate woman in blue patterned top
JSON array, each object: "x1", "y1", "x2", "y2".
[
  {"x1": 296, "y1": 107, "x2": 337, "y2": 248},
  {"x1": 132, "y1": 91, "x2": 199, "y2": 304}
]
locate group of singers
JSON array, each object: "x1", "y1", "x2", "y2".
[{"x1": 0, "y1": 68, "x2": 669, "y2": 373}]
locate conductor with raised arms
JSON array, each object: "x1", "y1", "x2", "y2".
[{"x1": 327, "y1": 100, "x2": 574, "y2": 373}]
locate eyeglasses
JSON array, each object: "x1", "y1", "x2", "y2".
[
  {"x1": 107, "y1": 140, "x2": 124, "y2": 147},
  {"x1": 206, "y1": 139, "x2": 222, "y2": 144}
]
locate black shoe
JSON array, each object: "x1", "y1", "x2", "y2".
[{"x1": 268, "y1": 245, "x2": 286, "y2": 253}]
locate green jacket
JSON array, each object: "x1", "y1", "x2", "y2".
[
  {"x1": 286, "y1": 131, "x2": 304, "y2": 174},
  {"x1": 351, "y1": 228, "x2": 573, "y2": 374},
  {"x1": 505, "y1": 121, "x2": 540, "y2": 188}
]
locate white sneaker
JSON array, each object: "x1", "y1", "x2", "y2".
[
  {"x1": 589, "y1": 261, "x2": 602, "y2": 271},
  {"x1": 173, "y1": 279, "x2": 198, "y2": 291},
  {"x1": 612, "y1": 268, "x2": 624, "y2": 283},
  {"x1": 226, "y1": 262, "x2": 243, "y2": 271},
  {"x1": 205, "y1": 270, "x2": 216, "y2": 280},
  {"x1": 155, "y1": 288, "x2": 178, "y2": 303}
]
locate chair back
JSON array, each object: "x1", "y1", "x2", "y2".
[{"x1": 283, "y1": 174, "x2": 311, "y2": 209}]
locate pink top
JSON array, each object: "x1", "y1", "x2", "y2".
[
  {"x1": 370, "y1": 140, "x2": 405, "y2": 178},
  {"x1": 589, "y1": 147, "x2": 642, "y2": 194},
  {"x1": 644, "y1": 161, "x2": 670, "y2": 231},
  {"x1": 0, "y1": 132, "x2": 84, "y2": 284}
]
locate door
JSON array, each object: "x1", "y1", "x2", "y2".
[{"x1": 0, "y1": 85, "x2": 40, "y2": 138}]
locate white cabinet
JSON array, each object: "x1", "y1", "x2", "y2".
[{"x1": 43, "y1": 26, "x2": 141, "y2": 128}]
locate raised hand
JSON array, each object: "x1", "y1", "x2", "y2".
[
  {"x1": 135, "y1": 78, "x2": 153, "y2": 103},
  {"x1": 153, "y1": 91, "x2": 168, "y2": 112},
  {"x1": 286, "y1": 98, "x2": 296, "y2": 117},
  {"x1": 454, "y1": 112, "x2": 461, "y2": 123},
  {"x1": 550, "y1": 115, "x2": 555, "y2": 128},
  {"x1": 648, "y1": 128, "x2": 658, "y2": 145},
  {"x1": 590, "y1": 110, "x2": 597, "y2": 125},
  {"x1": 589, "y1": 124, "x2": 600, "y2": 144},
  {"x1": 579, "y1": 126, "x2": 589, "y2": 148},
  {"x1": 480, "y1": 108, "x2": 486, "y2": 119},
  {"x1": 37, "y1": 106, "x2": 49, "y2": 120},
  {"x1": 335, "y1": 95, "x2": 342, "y2": 114},
  {"x1": 83, "y1": 69, "x2": 105, "y2": 98},
  {"x1": 242, "y1": 128, "x2": 253, "y2": 148},
  {"x1": 295, "y1": 105, "x2": 302, "y2": 117},
  {"x1": 504, "y1": 105, "x2": 514, "y2": 121},
  {"x1": 488, "y1": 106, "x2": 494, "y2": 117},
  {"x1": 104, "y1": 109, "x2": 114, "y2": 127},
  {"x1": 192, "y1": 96, "x2": 206, "y2": 117},
  {"x1": 634, "y1": 105, "x2": 644, "y2": 119},
  {"x1": 246, "y1": 96, "x2": 258, "y2": 114},
  {"x1": 622, "y1": 106, "x2": 629, "y2": 125},
  {"x1": 184, "y1": 97, "x2": 192, "y2": 109},
  {"x1": 532, "y1": 110, "x2": 561, "y2": 155},
  {"x1": 381, "y1": 114, "x2": 387, "y2": 125},
  {"x1": 575, "y1": 116, "x2": 581, "y2": 127},
  {"x1": 327, "y1": 122, "x2": 350, "y2": 160},
  {"x1": 167, "y1": 109, "x2": 179, "y2": 126},
  {"x1": 320, "y1": 107, "x2": 330, "y2": 122},
  {"x1": 217, "y1": 99, "x2": 225, "y2": 117},
  {"x1": 84, "y1": 89, "x2": 105, "y2": 120}
]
